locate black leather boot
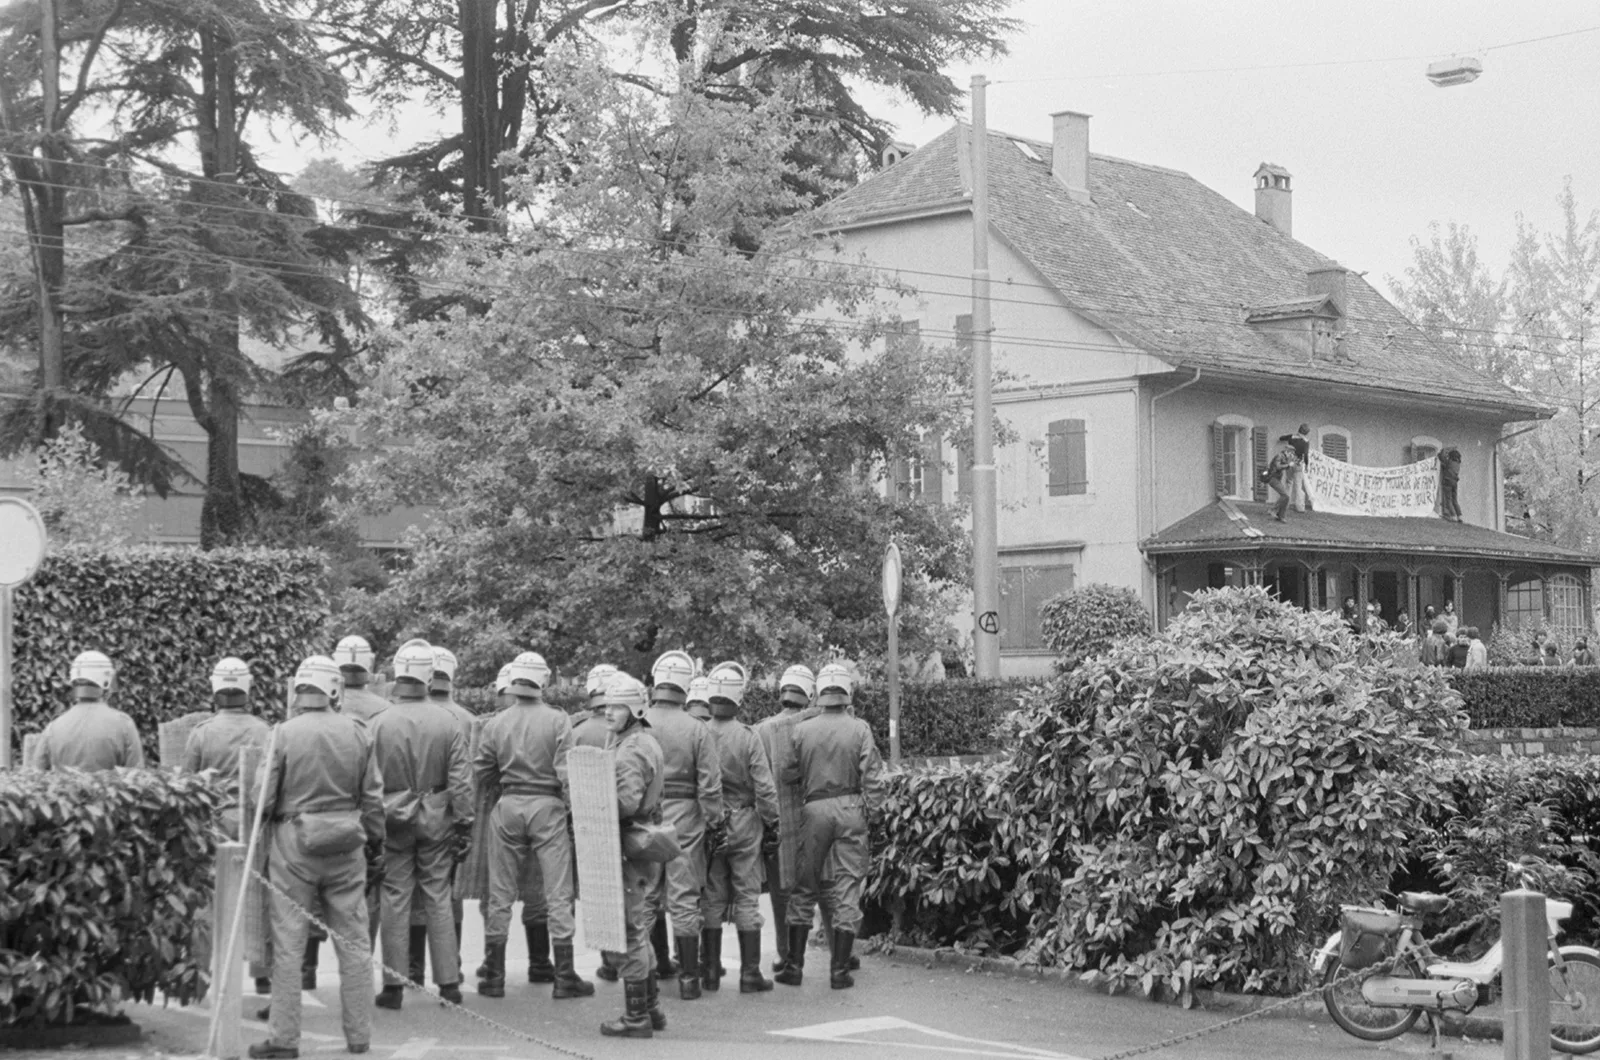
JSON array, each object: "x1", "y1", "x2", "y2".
[
  {"x1": 595, "y1": 952, "x2": 619, "y2": 982},
  {"x1": 646, "y1": 970, "x2": 667, "y2": 1030},
  {"x1": 738, "y1": 930, "x2": 773, "y2": 993},
  {"x1": 525, "y1": 920, "x2": 555, "y2": 983},
  {"x1": 407, "y1": 925, "x2": 427, "y2": 986},
  {"x1": 438, "y1": 982, "x2": 463, "y2": 1004},
  {"x1": 477, "y1": 941, "x2": 506, "y2": 999},
  {"x1": 830, "y1": 929, "x2": 856, "y2": 990},
  {"x1": 375, "y1": 984, "x2": 404, "y2": 1010},
  {"x1": 651, "y1": 917, "x2": 676, "y2": 977},
  {"x1": 551, "y1": 941, "x2": 595, "y2": 999},
  {"x1": 773, "y1": 925, "x2": 807, "y2": 986},
  {"x1": 675, "y1": 934, "x2": 702, "y2": 999},
  {"x1": 599, "y1": 979, "x2": 653, "y2": 1038},
  {"x1": 301, "y1": 937, "x2": 319, "y2": 991},
  {"x1": 700, "y1": 928, "x2": 722, "y2": 992}
]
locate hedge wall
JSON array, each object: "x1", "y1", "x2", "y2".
[
  {"x1": 1450, "y1": 667, "x2": 1600, "y2": 728},
  {"x1": 10, "y1": 547, "x2": 329, "y2": 763},
  {"x1": 454, "y1": 677, "x2": 1032, "y2": 759},
  {"x1": 0, "y1": 769, "x2": 218, "y2": 1026}
]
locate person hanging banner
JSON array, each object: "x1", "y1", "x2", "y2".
[{"x1": 1304, "y1": 451, "x2": 1440, "y2": 518}]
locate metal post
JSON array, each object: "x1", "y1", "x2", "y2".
[
  {"x1": 0, "y1": 586, "x2": 11, "y2": 769},
  {"x1": 970, "y1": 73, "x2": 1000, "y2": 678},
  {"x1": 208, "y1": 841, "x2": 247, "y2": 1060},
  {"x1": 887, "y1": 616, "x2": 901, "y2": 768},
  {"x1": 1502, "y1": 888, "x2": 1551, "y2": 1060}
]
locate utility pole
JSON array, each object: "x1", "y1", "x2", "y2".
[{"x1": 970, "y1": 74, "x2": 1000, "y2": 678}]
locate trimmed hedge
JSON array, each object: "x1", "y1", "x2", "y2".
[
  {"x1": 0, "y1": 769, "x2": 219, "y2": 1027},
  {"x1": 1451, "y1": 667, "x2": 1600, "y2": 729},
  {"x1": 10, "y1": 547, "x2": 329, "y2": 763},
  {"x1": 453, "y1": 677, "x2": 1032, "y2": 759}
]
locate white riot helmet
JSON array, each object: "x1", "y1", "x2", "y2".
[
  {"x1": 816, "y1": 662, "x2": 854, "y2": 708},
  {"x1": 70, "y1": 650, "x2": 115, "y2": 693},
  {"x1": 211, "y1": 656, "x2": 253, "y2": 694},
  {"x1": 779, "y1": 664, "x2": 816, "y2": 707},
  {"x1": 494, "y1": 663, "x2": 514, "y2": 694},
  {"x1": 651, "y1": 650, "x2": 695, "y2": 704},
  {"x1": 333, "y1": 635, "x2": 375, "y2": 674},
  {"x1": 508, "y1": 651, "x2": 551, "y2": 692},
  {"x1": 432, "y1": 646, "x2": 459, "y2": 682},
  {"x1": 392, "y1": 640, "x2": 435, "y2": 684},
  {"x1": 585, "y1": 664, "x2": 619, "y2": 708},
  {"x1": 293, "y1": 655, "x2": 343, "y2": 701},
  {"x1": 686, "y1": 675, "x2": 712, "y2": 706},
  {"x1": 604, "y1": 673, "x2": 650, "y2": 720},
  {"x1": 707, "y1": 662, "x2": 747, "y2": 707}
]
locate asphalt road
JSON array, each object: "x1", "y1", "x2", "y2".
[{"x1": 33, "y1": 900, "x2": 1505, "y2": 1060}]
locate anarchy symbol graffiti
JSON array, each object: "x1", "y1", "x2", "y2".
[{"x1": 978, "y1": 611, "x2": 1000, "y2": 635}]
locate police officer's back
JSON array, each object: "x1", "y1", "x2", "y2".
[{"x1": 37, "y1": 651, "x2": 143, "y2": 771}]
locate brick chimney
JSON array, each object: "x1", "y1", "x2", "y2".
[
  {"x1": 1254, "y1": 162, "x2": 1292, "y2": 236},
  {"x1": 1051, "y1": 111, "x2": 1091, "y2": 204}
]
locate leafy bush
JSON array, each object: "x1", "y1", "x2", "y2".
[
  {"x1": 1486, "y1": 620, "x2": 1585, "y2": 667},
  {"x1": 0, "y1": 769, "x2": 219, "y2": 1027},
  {"x1": 867, "y1": 763, "x2": 1019, "y2": 952},
  {"x1": 453, "y1": 677, "x2": 1030, "y2": 758},
  {"x1": 1038, "y1": 583, "x2": 1151, "y2": 672},
  {"x1": 1452, "y1": 667, "x2": 1600, "y2": 728},
  {"x1": 992, "y1": 586, "x2": 1466, "y2": 994},
  {"x1": 10, "y1": 548, "x2": 329, "y2": 763},
  {"x1": 15, "y1": 425, "x2": 145, "y2": 550}
]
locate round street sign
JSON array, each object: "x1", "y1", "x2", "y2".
[
  {"x1": 0, "y1": 499, "x2": 46, "y2": 588},
  {"x1": 882, "y1": 542, "x2": 902, "y2": 618}
]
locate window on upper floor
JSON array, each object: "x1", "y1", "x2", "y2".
[
  {"x1": 1318, "y1": 425, "x2": 1351, "y2": 462},
  {"x1": 1210, "y1": 416, "x2": 1263, "y2": 500},
  {"x1": 1408, "y1": 435, "x2": 1442, "y2": 464},
  {"x1": 895, "y1": 431, "x2": 942, "y2": 504},
  {"x1": 1047, "y1": 418, "x2": 1088, "y2": 496},
  {"x1": 887, "y1": 319, "x2": 921, "y2": 357}
]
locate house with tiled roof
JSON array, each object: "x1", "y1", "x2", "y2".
[{"x1": 822, "y1": 112, "x2": 1595, "y2": 675}]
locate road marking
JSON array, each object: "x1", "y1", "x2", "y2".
[{"x1": 771, "y1": 1016, "x2": 1089, "y2": 1060}]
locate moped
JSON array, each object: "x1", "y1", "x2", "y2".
[{"x1": 1312, "y1": 878, "x2": 1600, "y2": 1053}]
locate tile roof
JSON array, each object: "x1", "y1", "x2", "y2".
[
  {"x1": 1142, "y1": 499, "x2": 1597, "y2": 565},
  {"x1": 823, "y1": 125, "x2": 1544, "y2": 418}
]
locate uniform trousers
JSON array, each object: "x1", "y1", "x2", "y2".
[
  {"x1": 265, "y1": 825, "x2": 372, "y2": 1048},
  {"x1": 648, "y1": 798, "x2": 706, "y2": 936},
  {"x1": 607, "y1": 856, "x2": 664, "y2": 981},
  {"x1": 381, "y1": 833, "x2": 459, "y2": 986},
  {"x1": 484, "y1": 794, "x2": 574, "y2": 940},
  {"x1": 702, "y1": 805, "x2": 764, "y2": 932},
  {"x1": 787, "y1": 794, "x2": 867, "y2": 934}
]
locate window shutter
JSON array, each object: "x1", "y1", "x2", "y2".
[
  {"x1": 1211, "y1": 423, "x2": 1226, "y2": 499},
  {"x1": 1251, "y1": 426, "x2": 1270, "y2": 502},
  {"x1": 1322, "y1": 433, "x2": 1349, "y2": 462},
  {"x1": 1062, "y1": 419, "x2": 1087, "y2": 494},
  {"x1": 1404, "y1": 443, "x2": 1414, "y2": 465},
  {"x1": 893, "y1": 456, "x2": 912, "y2": 501},
  {"x1": 921, "y1": 434, "x2": 942, "y2": 504},
  {"x1": 1047, "y1": 420, "x2": 1070, "y2": 496},
  {"x1": 955, "y1": 314, "x2": 973, "y2": 352},
  {"x1": 956, "y1": 444, "x2": 973, "y2": 500}
]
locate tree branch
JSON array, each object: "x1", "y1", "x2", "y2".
[
  {"x1": 322, "y1": 35, "x2": 462, "y2": 91},
  {"x1": 57, "y1": 0, "x2": 131, "y2": 126},
  {"x1": 60, "y1": 204, "x2": 143, "y2": 226}
]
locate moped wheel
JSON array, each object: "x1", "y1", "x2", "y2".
[
  {"x1": 1550, "y1": 950, "x2": 1600, "y2": 1054},
  {"x1": 1322, "y1": 955, "x2": 1422, "y2": 1041}
]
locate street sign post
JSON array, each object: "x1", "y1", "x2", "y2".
[
  {"x1": 882, "y1": 542, "x2": 902, "y2": 768},
  {"x1": 0, "y1": 498, "x2": 46, "y2": 770}
]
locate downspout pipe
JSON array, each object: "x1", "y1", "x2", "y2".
[{"x1": 1147, "y1": 368, "x2": 1202, "y2": 625}]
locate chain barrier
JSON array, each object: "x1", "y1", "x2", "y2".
[
  {"x1": 1096, "y1": 954, "x2": 1398, "y2": 1060},
  {"x1": 241, "y1": 860, "x2": 599, "y2": 1060}
]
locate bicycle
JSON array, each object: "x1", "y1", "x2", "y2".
[{"x1": 1313, "y1": 866, "x2": 1600, "y2": 1054}]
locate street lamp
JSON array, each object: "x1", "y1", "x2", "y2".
[{"x1": 1427, "y1": 56, "x2": 1483, "y2": 87}]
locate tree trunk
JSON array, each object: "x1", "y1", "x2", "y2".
[
  {"x1": 194, "y1": 25, "x2": 246, "y2": 547},
  {"x1": 459, "y1": 0, "x2": 501, "y2": 230}
]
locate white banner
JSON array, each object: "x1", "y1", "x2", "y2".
[{"x1": 1304, "y1": 451, "x2": 1439, "y2": 518}]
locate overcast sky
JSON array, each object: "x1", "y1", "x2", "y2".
[
  {"x1": 280, "y1": 0, "x2": 1600, "y2": 294},
  {"x1": 868, "y1": 0, "x2": 1600, "y2": 292}
]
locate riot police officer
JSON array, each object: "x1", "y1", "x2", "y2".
[
  {"x1": 700, "y1": 663, "x2": 779, "y2": 993},
  {"x1": 645, "y1": 650, "x2": 724, "y2": 1000},
  {"x1": 334, "y1": 636, "x2": 388, "y2": 725},
  {"x1": 753, "y1": 664, "x2": 817, "y2": 971},
  {"x1": 776, "y1": 663, "x2": 883, "y2": 990},
  {"x1": 36, "y1": 650, "x2": 143, "y2": 771}
]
